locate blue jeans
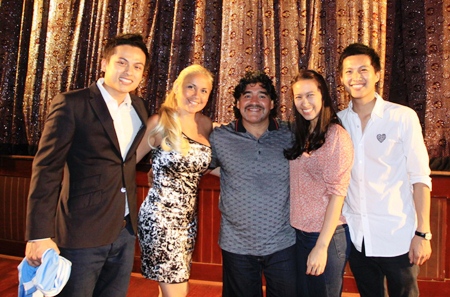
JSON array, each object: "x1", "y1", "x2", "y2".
[
  {"x1": 221, "y1": 245, "x2": 297, "y2": 297},
  {"x1": 349, "y1": 241, "x2": 419, "y2": 297},
  {"x1": 58, "y1": 221, "x2": 136, "y2": 297},
  {"x1": 295, "y1": 224, "x2": 350, "y2": 297}
]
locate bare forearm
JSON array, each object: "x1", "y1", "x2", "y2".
[
  {"x1": 316, "y1": 195, "x2": 345, "y2": 249},
  {"x1": 306, "y1": 194, "x2": 345, "y2": 275},
  {"x1": 413, "y1": 182, "x2": 431, "y2": 233},
  {"x1": 408, "y1": 182, "x2": 432, "y2": 265}
]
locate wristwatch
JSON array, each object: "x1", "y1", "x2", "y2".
[{"x1": 415, "y1": 231, "x2": 432, "y2": 240}]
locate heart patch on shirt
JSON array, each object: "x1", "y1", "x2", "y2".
[{"x1": 377, "y1": 134, "x2": 386, "y2": 143}]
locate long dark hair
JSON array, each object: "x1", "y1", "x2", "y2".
[{"x1": 284, "y1": 70, "x2": 341, "y2": 160}]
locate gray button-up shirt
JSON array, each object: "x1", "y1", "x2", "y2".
[{"x1": 209, "y1": 118, "x2": 295, "y2": 256}]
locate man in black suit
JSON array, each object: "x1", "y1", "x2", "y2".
[{"x1": 24, "y1": 33, "x2": 149, "y2": 297}]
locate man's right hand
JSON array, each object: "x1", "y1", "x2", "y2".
[{"x1": 25, "y1": 238, "x2": 60, "y2": 267}]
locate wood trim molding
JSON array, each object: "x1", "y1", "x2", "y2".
[{"x1": 1, "y1": 155, "x2": 449, "y2": 295}]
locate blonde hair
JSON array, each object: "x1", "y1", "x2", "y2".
[{"x1": 149, "y1": 64, "x2": 213, "y2": 155}]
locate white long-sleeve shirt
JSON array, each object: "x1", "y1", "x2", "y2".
[
  {"x1": 97, "y1": 78, "x2": 141, "y2": 216},
  {"x1": 338, "y1": 93, "x2": 431, "y2": 257}
]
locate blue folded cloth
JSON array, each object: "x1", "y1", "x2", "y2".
[{"x1": 18, "y1": 248, "x2": 72, "y2": 297}]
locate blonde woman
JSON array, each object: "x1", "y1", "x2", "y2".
[{"x1": 136, "y1": 65, "x2": 214, "y2": 297}]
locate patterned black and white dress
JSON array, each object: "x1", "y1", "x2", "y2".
[{"x1": 138, "y1": 136, "x2": 211, "y2": 283}]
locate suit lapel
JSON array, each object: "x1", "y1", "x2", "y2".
[
  {"x1": 88, "y1": 83, "x2": 122, "y2": 157},
  {"x1": 125, "y1": 95, "x2": 148, "y2": 160},
  {"x1": 131, "y1": 95, "x2": 148, "y2": 128}
]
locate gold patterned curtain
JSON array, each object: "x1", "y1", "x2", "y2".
[{"x1": 0, "y1": 0, "x2": 449, "y2": 159}]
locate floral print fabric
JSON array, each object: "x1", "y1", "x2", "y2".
[{"x1": 138, "y1": 137, "x2": 211, "y2": 283}]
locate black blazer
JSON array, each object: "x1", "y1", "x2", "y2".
[{"x1": 25, "y1": 83, "x2": 148, "y2": 248}]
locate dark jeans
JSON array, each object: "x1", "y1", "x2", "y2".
[
  {"x1": 58, "y1": 221, "x2": 135, "y2": 297},
  {"x1": 221, "y1": 245, "x2": 297, "y2": 297},
  {"x1": 295, "y1": 224, "x2": 350, "y2": 297},
  {"x1": 349, "y1": 241, "x2": 419, "y2": 297}
]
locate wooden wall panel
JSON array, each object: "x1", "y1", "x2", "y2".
[
  {"x1": 0, "y1": 156, "x2": 32, "y2": 256},
  {"x1": 0, "y1": 176, "x2": 29, "y2": 241},
  {"x1": 422, "y1": 195, "x2": 446, "y2": 280},
  {"x1": 190, "y1": 176, "x2": 222, "y2": 281},
  {"x1": 1, "y1": 155, "x2": 450, "y2": 295}
]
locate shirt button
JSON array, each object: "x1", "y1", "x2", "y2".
[{"x1": 121, "y1": 187, "x2": 126, "y2": 193}]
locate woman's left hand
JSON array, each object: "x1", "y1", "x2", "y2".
[{"x1": 306, "y1": 245, "x2": 328, "y2": 276}]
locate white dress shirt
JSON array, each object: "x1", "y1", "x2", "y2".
[
  {"x1": 97, "y1": 78, "x2": 141, "y2": 216},
  {"x1": 338, "y1": 93, "x2": 432, "y2": 257}
]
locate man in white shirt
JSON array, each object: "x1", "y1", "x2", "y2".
[{"x1": 337, "y1": 43, "x2": 432, "y2": 297}]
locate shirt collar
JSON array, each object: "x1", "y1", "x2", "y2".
[
  {"x1": 348, "y1": 92, "x2": 384, "y2": 119},
  {"x1": 235, "y1": 117, "x2": 279, "y2": 132},
  {"x1": 96, "y1": 78, "x2": 132, "y2": 108},
  {"x1": 371, "y1": 93, "x2": 385, "y2": 119}
]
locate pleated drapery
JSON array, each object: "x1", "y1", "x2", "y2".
[{"x1": 0, "y1": 0, "x2": 449, "y2": 157}]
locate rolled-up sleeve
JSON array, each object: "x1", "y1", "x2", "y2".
[
  {"x1": 402, "y1": 108, "x2": 432, "y2": 190},
  {"x1": 323, "y1": 125, "x2": 354, "y2": 197}
]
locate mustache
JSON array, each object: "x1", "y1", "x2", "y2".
[{"x1": 244, "y1": 104, "x2": 264, "y2": 110}]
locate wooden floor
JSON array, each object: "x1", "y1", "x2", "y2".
[{"x1": 2, "y1": 254, "x2": 360, "y2": 296}]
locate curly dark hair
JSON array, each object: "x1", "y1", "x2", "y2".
[
  {"x1": 233, "y1": 71, "x2": 278, "y2": 119},
  {"x1": 284, "y1": 70, "x2": 342, "y2": 160},
  {"x1": 102, "y1": 33, "x2": 150, "y2": 70}
]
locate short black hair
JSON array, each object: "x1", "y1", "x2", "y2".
[
  {"x1": 338, "y1": 43, "x2": 381, "y2": 75},
  {"x1": 102, "y1": 33, "x2": 150, "y2": 70},
  {"x1": 233, "y1": 71, "x2": 278, "y2": 119}
]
